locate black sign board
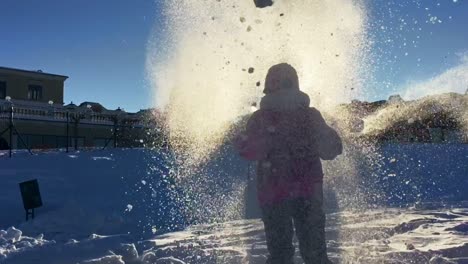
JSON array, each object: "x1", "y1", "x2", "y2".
[{"x1": 19, "y1": 179, "x2": 43, "y2": 211}]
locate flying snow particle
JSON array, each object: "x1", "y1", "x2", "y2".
[
  {"x1": 126, "y1": 204, "x2": 133, "y2": 212},
  {"x1": 141, "y1": 180, "x2": 147, "y2": 185},
  {"x1": 254, "y1": 0, "x2": 274, "y2": 8},
  {"x1": 429, "y1": 16, "x2": 438, "y2": 24}
]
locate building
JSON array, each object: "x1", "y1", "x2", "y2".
[
  {"x1": 0, "y1": 66, "x2": 66, "y2": 104},
  {"x1": 0, "y1": 66, "x2": 146, "y2": 150}
]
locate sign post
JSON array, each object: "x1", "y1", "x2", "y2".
[{"x1": 19, "y1": 179, "x2": 43, "y2": 220}]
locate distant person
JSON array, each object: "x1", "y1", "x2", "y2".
[{"x1": 236, "y1": 63, "x2": 342, "y2": 264}]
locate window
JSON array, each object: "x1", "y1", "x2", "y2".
[
  {"x1": 0, "y1": 81, "x2": 6, "y2": 99},
  {"x1": 28, "y1": 85, "x2": 43, "y2": 100}
]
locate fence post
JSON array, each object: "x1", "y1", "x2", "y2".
[
  {"x1": 74, "y1": 119, "x2": 78, "y2": 151},
  {"x1": 113, "y1": 119, "x2": 117, "y2": 148},
  {"x1": 9, "y1": 106, "x2": 13, "y2": 158},
  {"x1": 66, "y1": 111, "x2": 69, "y2": 153}
]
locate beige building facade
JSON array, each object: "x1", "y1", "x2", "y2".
[
  {"x1": 0, "y1": 66, "x2": 146, "y2": 151},
  {"x1": 0, "y1": 66, "x2": 66, "y2": 104}
]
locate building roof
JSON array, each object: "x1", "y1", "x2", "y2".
[
  {"x1": 79, "y1": 102, "x2": 107, "y2": 112},
  {"x1": 65, "y1": 102, "x2": 78, "y2": 109},
  {"x1": 0, "y1": 66, "x2": 68, "y2": 80}
]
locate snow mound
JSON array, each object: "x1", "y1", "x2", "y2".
[
  {"x1": 0, "y1": 227, "x2": 50, "y2": 261},
  {"x1": 2, "y1": 227, "x2": 22, "y2": 243}
]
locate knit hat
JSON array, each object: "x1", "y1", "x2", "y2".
[{"x1": 263, "y1": 63, "x2": 300, "y2": 94}]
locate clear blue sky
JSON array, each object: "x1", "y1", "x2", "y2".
[
  {"x1": 0, "y1": 0, "x2": 158, "y2": 112},
  {"x1": 367, "y1": 0, "x2": 468, "y2": 100},
  {"x1": 0, "y1": 1, "x2": 467, "y2": 112}
]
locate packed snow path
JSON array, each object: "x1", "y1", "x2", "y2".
[{"x1": 2, "y1": 207, "x2": 468, "y2": 263}]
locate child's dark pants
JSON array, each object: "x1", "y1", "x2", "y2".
[{"x1": 261, "y1": 196, "x2": 330, "y2": 264}]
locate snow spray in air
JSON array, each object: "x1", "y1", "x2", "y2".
[{"x1": 146, "y1": 0, "x2": 374, "y2": 222}]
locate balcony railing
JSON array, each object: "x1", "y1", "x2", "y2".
[{"x1": 0, "y1": 99, "x2": 144, "y2": 127}]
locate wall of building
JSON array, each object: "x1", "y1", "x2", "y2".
[
  {"x1": 0, "y1": 71, "x2": 65, "y2": 104},
  {"x1": 0, "y1": 67, "x2": 149, "y2": 151},
  {"x1": 0, "y1": 117, "x2": 145, "y2": 150}
]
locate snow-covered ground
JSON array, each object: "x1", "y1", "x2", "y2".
[
  {"x1": 2, "y1": 206, "x2": 468, "y2": 263},
  {"x1": 139, "y1": 207, "x2": 468, "y2": 264},
  {"x1": 0, "y1": 147, "x2": 467, "y2": 263}
]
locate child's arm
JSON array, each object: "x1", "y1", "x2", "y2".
[{"x1": 309, "y1": 108, "x2": 343, "y2": 160}]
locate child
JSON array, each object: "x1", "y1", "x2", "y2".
[{"x1": 236, "y1": 63, "x2": 342, "y2": 264}]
